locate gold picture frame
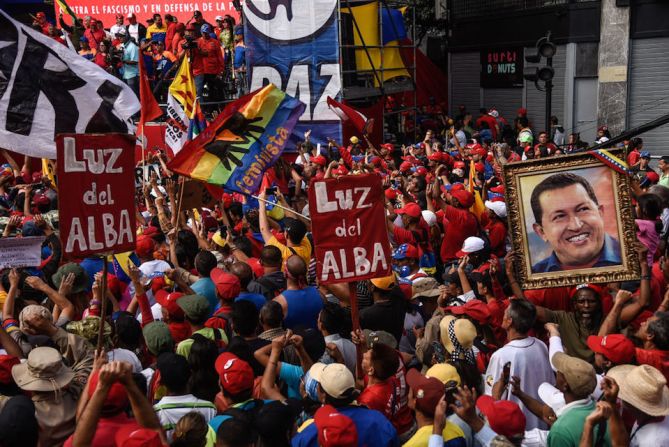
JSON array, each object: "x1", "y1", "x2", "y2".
[{"x1": 503, "y1": 151, "x2": 640, "y2": 289}]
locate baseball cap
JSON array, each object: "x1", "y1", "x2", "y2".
[
  {"x1": 312, "y1": 155, "x2": 327, "y2": 166},
  {"x1": 88, "y1": 369, "x2": 129, "y2": 414},
  {"x1": 115, "y1": 426, "x2": 163, "y2": 447},
  {"x1": 421, "y1": 210, "x2": 437, "y2": 227},
  {"x1": 126, "y1": 12, "x2": 136, "y2": 18},
  {"x1": 176, "y1": 294, "x2": 210, "y2": 322},
  {"x1": 314, "y1": 405, "x2": 358, "y2": 447},
  {"x1": 385, "y1": 189, "x2": 398, "y2": 201},
  {"x1": 484, "y1": 200, "x2": 507, "y2": 218},
  {"x1": 476, "y1": 395, "x2": 526, "y2": 440},
  {"x1": 451, "y1": 189, "x2": 474, "y2": 208},
  {"x1": 568, "y1": 283, "x2": 604, "y2": 300},
  {"x1": 586, "y1": 334, "x2": 635, "y2": 365},
  {"x1": 363, "y1": 329, "x2": 398, "y2": 349},
  {"x1": 215, "y1": 15, "x2": 224, "y2": 21},
  {"x1": 414, "y1": 167, "x2": 428, "y2": 177},
  {"x1": 425, "y1": 363, "x2": 461, "y2": 385},
  {"x1": 370, "y1": 273, "x2": 396, "y2": 291},
  {"x1": 406, "y1": 369, "x2": 443, "y2": 416},
  {"x1": 311, "y1": 363, "x2": 356, "y2": 399},
  {"x1": 640, "y1": 151, "x2": 651, "y2": 159},
  {"x1": 456, "y1": 236, "x2": 485, "y2": 257},
  {"x1": 396, "y1": 202, "x2": 421, "y2": 218},
  {"x1": 446, "y1": 299, "x2": 491, "y2": 324},
  {"x1": 215, "y1": 352, "x2": 254, "y2": 395},
  {"x1": 399, "y1": 161, "x2": 413, "y2": 173},
  {"x1": 135, "y1": 235, "x2": 155, "y2": 259},
  {"x1": 392, "y1": 243, "x2": 419, "y2": 260},
  {"x1": 551, "y1": 352, "x2": 597, "y2": 397},
  {"x1": 453, "y1": 161, "x2": 466, "y2": 169},
  {"x1": 154, "y1": 290, "x2": 184, "y2": 319},
  {"x1": 210, "y1": 268, "x2": 241, "y2": 300}
]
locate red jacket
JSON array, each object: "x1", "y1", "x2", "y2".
[{"x1": 197, "y1": 37, "x2": 223, "y2": 75}]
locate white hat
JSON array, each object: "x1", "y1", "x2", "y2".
[
  {"x1": 608, "y1": 364, "x2": 669, "y2": 417},
  {"x1": 489, "y1": 109, "x2": 499, "y2": 118},
  {"x1": 215, "y1": 15, "x2": 224, "y2": 21},
  {"x1": 456, "y1": 236, "x2": 485, "y2": 257},
  {"x1": 311, "y1": 363, "x2": 356, "y2": 399},
  {"x1": 421, "y1": 210, "x2": 437, "y2": 227},
  {"x1": 484, "y1": 200, "x2": 507, "y2": 218}
]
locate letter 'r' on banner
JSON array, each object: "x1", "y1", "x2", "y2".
[{"x1": 56, "y1": 134, "x2": 136, "y2": 258}]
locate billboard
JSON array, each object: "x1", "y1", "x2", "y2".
[{"x1": 244, "y1": 0, "x2": 342, "y2": 149}]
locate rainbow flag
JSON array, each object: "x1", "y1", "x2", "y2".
[{"x1": 167, "y1": 84, "x2": 305, "y2": 194}]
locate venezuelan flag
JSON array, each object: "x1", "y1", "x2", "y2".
[
  {"x1": 167, "y1": 84, "x2": 305, "y2": 195},
  {"x1": 107, "y1": 251, "x2": 140, "y2": 284}
]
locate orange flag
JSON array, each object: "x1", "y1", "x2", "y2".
[{"x1": 137, "y1": 53, "x2": 163, "y2": 137}]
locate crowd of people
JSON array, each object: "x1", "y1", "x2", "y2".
[
  {"x1": 2, "y1": 96, "x2": 669, "y2": 447},
  {"x1": 31, "y1": 9, "x2": 247, "y2": 103}
]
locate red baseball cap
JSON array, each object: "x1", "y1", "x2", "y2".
[
  {"x1": 406, "y1": 369, "x2": 444, "y2": 417},
  {"x1": 517, "y1": 108, "x2": 527, "y2": 116},
  {"x1": 135, "y1": 235, "x2": 155, "y2": 259},
  {"x1": 453, "y1": 161, "x2": 466, "y2": 169},
  {"x1": 474, "y1": 147, "x2": 488, "y2": 158},
  {"x1": 0, "y1": 355, "x2": 20, "y2": 385},
  {"x1": 210, "y1": 268, "x2": 241, "y2": 301},
  {"x1": 155, "y1": 290, "x2": 185, "y2": 319},
  {"x1": 414, "y1": 167, "x2": 428, "y2": 177},
  {"x1": 451, "y1": 189, "x2": 474, "y2": 208},
  {"x1": 142, "y1": 226, "x2": 160, "y2": 238},
  {"x1": 490, "y1": 185, "x2": 505, "y2": 194},
  {"x1": 396, "y1": 202, "x2": 421, "y2": 218},
  {"x1": 333, "y1": 165, "x2": 349, "y2": 176},
  {"x1": 569, "y1": 283, "x2": 605, "y2": 300},
  {"x1": 399, "y1": 161, "x2": 413, "y2": 173},
  {"x1": 474, "y1": 162, "x2": 485, "y2": 173},
  {"x1": 382, "y1": 143, "x2": 394, "y2": 153},
  {"x1": 215, "y1": 352, "x2": 254, "y2": 395},
  {"x1": 314, "y1": 405, "x2": 358, "y2": 447},
  {"x1": 446, "y1": 300, "x2": 491, "y2": 324},
  {"x1": 476, "y1": 395, "x2": 526, "y2": 440},
  {"x1": 586, "y1": 334, "x2": 636, "y2": 364},
  {"x1": 428, "y1": 153, "x2": 442, "y2": 162},
  {"x1": 312, "y1": 155, "x2": 327, "y2": 167},
  {"x1": 115, "y1": 426, "x2": 164, "y2": 447},
  {"x1": 88, "y1": 370, "x2": 129, "y2": 414},
  {"x1": 385, "y1": 189, "x2": 399, "y2": 201}
]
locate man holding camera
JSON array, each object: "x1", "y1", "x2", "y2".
[{"x1": 120, "y1": 30, "x2": 139, "y2": 95}]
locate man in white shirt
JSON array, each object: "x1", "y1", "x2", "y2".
[
  {"x1": 317, "y1": 302, "x2": 357, "y2": 374},
  {"x1": 607, "y1": 364, "x2": 669, "y2": 447},
  {"x1": 109, "y1": 14, "x2": 125, "y2": 37},
  {"x1": 484, "y1": 299, "x2": 554, "y2": 430}
]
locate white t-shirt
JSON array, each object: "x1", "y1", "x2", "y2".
[
  {"x1": 127, "y1": 23, "x2": 139, "y2": 43},
  {"x1": 631, "y1": 417, "x2": 669, "y2": 447},
  {"x1": 154, "y1": 394, "x2": 217, "y2": 442},
  {"x1": 484, "y1": 337, "x2": 555, "y2": 430},
  {"x1": 107, "y1": 348, "x2": 142, "y2": 373}
]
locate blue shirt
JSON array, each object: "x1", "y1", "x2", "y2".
[
  {"x1": 122, "y1": 41, "x2": 139, "y2": 79},
  {"x1": 292, "y1": 405, "x2": 399, "y2": 447},
  {"x1": 279, "y1": 363, "x2": 303, "y2": 399},
  {"x1": 282, "y1": 287, "x2": 324, "y2": 330},
  {"x1": 233, "y1": 44, "x2": 245, "y2": 69},
  {"x1": 235, "y1": 291, "x2": 267, "y2": 311},
  {"x1": 532, "y1": 234, "x2": 622, "y2": 274},
  {"x1": 192, "y1": 278, "x2": 218, "y2": 316}
]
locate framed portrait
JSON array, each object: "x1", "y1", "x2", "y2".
[{"x1": 503, "y1": 151, "x2": 640, "y2": 289}]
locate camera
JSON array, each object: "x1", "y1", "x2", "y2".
[
  {"x1": 181, "y1": 35, "x2": 197, "y2": 50},
  {"x1": 444, "y1": 380, "x2": 459, "y2": 406},
  {"x1": 265, "y1": 187, "x2": 277, "y2": 195}
]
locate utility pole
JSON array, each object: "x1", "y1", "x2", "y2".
[{"x1": 524, "y1": 31, "x2": 556, "y2": 134}]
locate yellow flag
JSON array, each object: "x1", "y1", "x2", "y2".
[
  {"x1": 168, "y1": 57, "x2": 197, "y2": 118},
  {"x1": 469, "y1": 160, "x2": 486, "y2": 219},
  {"x1": 41, "y1": 158, "x2": 57, "y2": 191}
]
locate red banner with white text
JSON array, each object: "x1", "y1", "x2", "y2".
[
  {"x1": 55, "y1": 0, "x2": 241, "y2": 31},
  {"x1": 56, "y1": 134, "x2": 136, "y2": 259},
  {"x1": 308, "y1": 174, "x2": 392, "y2": 284}
]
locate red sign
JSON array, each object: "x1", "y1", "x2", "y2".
[
  {"x1": 308, "y1": 174, "x2": 392, "y2": 284},
  {"x1": 56, "y1": 134, "x2": 136, "y2": 258},
  {"x1": 55, "y1": 1, "x2": 241, "y2": 32}
]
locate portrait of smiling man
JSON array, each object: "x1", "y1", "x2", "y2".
[{"x1": 529, "y1": 172, "x2": 622, "y2": 273}]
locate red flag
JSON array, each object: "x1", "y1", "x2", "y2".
[
  {"x1": 138, "y1": 54, "x2": 163, "y2": 137},
  {"x1": 327, "y1": 96, "x2": 368, "y2": 135}
]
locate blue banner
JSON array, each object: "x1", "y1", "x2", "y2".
[{"x1": 244, "y1": 0, "x2": 342, "y2": 150}]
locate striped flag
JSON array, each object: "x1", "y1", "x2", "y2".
[{"x1": 165, "y1": 56, "x2": 204, "y2": 155}]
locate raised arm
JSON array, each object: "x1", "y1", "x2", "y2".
[
  {"x1": 598, "y1": 290, "x2": 634, "y2": 336},
  {"x1": 258, "y1": 189, "x2": 274, "y2": 243}
]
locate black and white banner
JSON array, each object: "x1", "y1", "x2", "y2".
[{"x1": 0, "y1": 9, "x2": 140, "y2": 159}]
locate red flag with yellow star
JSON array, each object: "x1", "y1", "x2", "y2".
[{"x1": 165, "y1": 56, "x2": 199, "y2": 155}]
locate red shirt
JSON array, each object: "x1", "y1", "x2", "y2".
[
  {"x1": 636, "y1": 348, "x2": 669, "y2": 383},
  {"x1": 64, "y1": 414, "x2": 141, "y2": 447},
  {"x1": 476, "y1": 115, "x2": 498, "y2": 140},
  {"x1": 628, "y1": 149, "x2": 641, "y2": 167},
  {"x1": 197, "y1": 37, "x2": 223, "y2": 75},
  {"x1": 165, "y1": 22, "x2": 177, "y2": 52},
  {"x1": 84, "y1": 28, "x2": 106, "y2": 51},
  {"x1": 485, "y1": 220, "x2": 507, "y2": 257},
  {"x1": 439, "y1": 205, "x2": 478, "y2": 262}
]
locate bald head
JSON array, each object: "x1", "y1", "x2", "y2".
[
  {"x1": 286, "y1": 255, "x2": 307, "y2": 277},
  {"x1": 229, "y1": 262, "x2": 253, "y2": 289}
]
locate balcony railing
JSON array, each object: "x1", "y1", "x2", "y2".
[{"x1": 450, "y1": 0, "x2": 598, "y2": 20}]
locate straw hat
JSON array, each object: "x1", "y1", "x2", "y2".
[
  {"x1": 11, "y1": 347, "x2": 75, "y2": 392},
  {"x1": 607, "y1": 364, "x2": 669, "y2": 417},
  {"x1": 439, "y1": 315, "x2": 476, "y2": 353}
]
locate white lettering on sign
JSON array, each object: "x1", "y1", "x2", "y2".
[
  {"x1": 65, "y1": 210, "x2": 133, "y2": 254},
  {"x1": 62, "y1": 137, "x2": 124, "y2": 174},
  {"x1": 320, "y1": 242, "x2": 389, "y2": 281},
  {"x1": 314, "y1": 182, "x2": 372, "y2": 214}
]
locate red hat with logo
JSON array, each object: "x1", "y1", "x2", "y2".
[
  {"x1": 396, "y1": 202, "x2": 421, "y2": 218},
  {"x1": 155, "y1": 290, "x2": 185, "y2": 319},
  {"x1": 382, "y1": 143, "x2": 395, "y2": 153},
  {"x1": 406, "y1": 369, "x2": 444, "y2": 417},
  {"x1": 333, "y1": 165, "x2": 349, "y2": 176},
  {"x1": 428, "y1": 153, "x2": 442, "y2": 162},
  {"x1": 474, "y1": 162, "x2": 485, "y2": 173},
  {"x1": 414, "y1": 167, "x2": 428, "y2": 177},
  {"x1": 451, "y1": 189, "x2": 474, "y2": 208},
  {"x1": 210, "y1": 268, "x2": 241, "y2": 301},
  {"x1": 490, "y1": 184, "x2": 505, "y2": 194},
  {"x1": 0, "y1": 355, "x2": 20, "y2": 385},
  {"x1": 446, "y1": 300, "x2": 491, "y2": 324},
  {"x1": 586, "y1": 334, "x2": 636, "y2": 364},
  {"x1": 314, "y1": 405, "x2": 358, "y2": 447},
  {"x1": 36, "y1": 12, "x2": 46, "y2": 19},
  {"x1": 399, "y1": 161, "x2": 413, "y2": 173},
  {"x1": 385, "y1": 189, "x2": 399, "y2": 201},
  {"x1": 453, "y1": 161, "x2": 466, "y2": 169},
  {"x1": 476, "y1": 395, "x2": 526, "y2": 440},
  {"x1": 215, "y1": 352, "x2": 254, "y2": 395},
  {"x1": 473, "y1": 146, "x2": 488, "y2": 158}
]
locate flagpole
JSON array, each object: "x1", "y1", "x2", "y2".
[{"x1": 220, "y1": 185, "x2": 311, "y2": 222}]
